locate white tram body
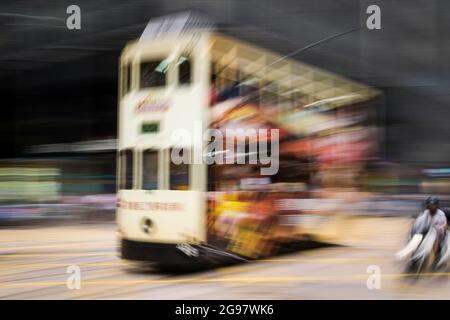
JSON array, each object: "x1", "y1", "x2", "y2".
[{"x1": 117, "y1": 32, "x2": 210, "y2": 244}]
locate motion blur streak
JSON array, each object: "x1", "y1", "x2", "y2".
[{"x1": 1, "y1": 0, "x2": 450, "y2": 300}]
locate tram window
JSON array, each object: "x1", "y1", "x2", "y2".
[
  {"x1": 169, "y1": 148, "x2": 190, "y2": 190},
  {"x1": 126, "y1": 65, "x2": 132, "y2": 91},
  {"x1": 140, "y1": 59, "x2": 168, "y2": 88},
  {"x1": 177, "y1": 56, "x2": 191, "y2": 85},
  {"x1": 119, "y1": 149, "x2": 133, "y2": 190},
  {"x1": 122, "y1": 64, "x2": 131, "y2": 94},
  {"x1": 261, "y1": 83, "x2": 279, "y2": 106},
  {"x1": 142, "y1": 150, "x2": 158, "y2": 190}
]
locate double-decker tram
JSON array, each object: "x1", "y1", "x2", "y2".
[{"x1": 116, "y1": 14, "x2": 382, "y2": 269}]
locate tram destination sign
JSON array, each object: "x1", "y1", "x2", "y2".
[{"x1": 141, "y1": 121, "x2": 160, "y2": 134}]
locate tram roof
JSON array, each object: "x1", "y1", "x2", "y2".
[
  {"x1": 122, "y1": 30, "x2": 381, "y2": 109},
  {"x1": 209, "y1": 33, "x2": 381, "y2": 109}
]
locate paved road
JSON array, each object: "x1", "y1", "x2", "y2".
[{"x1": 1, "y1": 218, "x2": 450, "y2": 299}]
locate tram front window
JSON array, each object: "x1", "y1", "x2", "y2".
[
  {"x1": 119, "y1": 149, "x2": 133, "y2": 190},
  {"x1": 177, "y1": 56, "x2": 191, "y2": 85},
  {"x1": 122, "y1": 64, "x2": 131, "y2": 94},
  {"x1": 140, "y1": 59, "x2": 168, "y2": 88},
  {"x1": 142, "y1": 149, "x2": 158, "y2": 190}
]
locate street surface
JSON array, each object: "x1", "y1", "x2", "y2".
[{"x1": 1, "y1": 217, "x2": 450, "y2": 299}]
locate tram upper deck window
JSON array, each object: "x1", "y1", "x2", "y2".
[
  {"x1": 142, "y1": 149, "x2": 158, "y2": 190},
  {"x1": 119, "y1": 149, "x2": 133, "y2": 190},
  {"x1": 140, "y1": 59, "x2": 168, "y2": 88},
  {"x1": 177, "y1": 56, "x2": 191, "y2": 85},
  {"x1": 121, "y1": 64, "x2": 131, "y2": 95}
]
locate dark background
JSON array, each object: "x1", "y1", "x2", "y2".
[{"x1": 0, "y1": 0, "x2": 449, "y2": 166}]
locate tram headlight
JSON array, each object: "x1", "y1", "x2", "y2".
[{"x1": 141, "y1": 217, "x2": 155, "y2": 234}]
